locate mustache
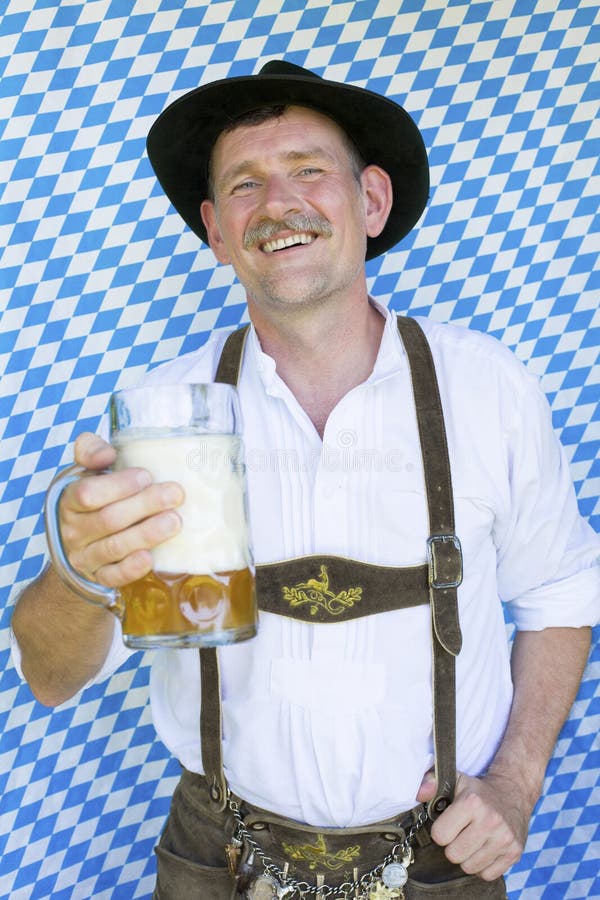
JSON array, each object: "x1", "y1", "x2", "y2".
[{"x1": 243, "y1": 213, "x2": 333, "y2": 250}]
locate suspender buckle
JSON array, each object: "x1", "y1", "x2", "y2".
[{"x1": 427, "y1": 535, "x2": 463, "y2": 590}]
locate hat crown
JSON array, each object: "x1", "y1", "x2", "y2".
[{"x1": 258, "y1": 60, "x2": 319, "y2": 80}]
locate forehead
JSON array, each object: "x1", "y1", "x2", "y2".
[{"x1": 210, "y1": 105, "x2": 353, "y2": 175}]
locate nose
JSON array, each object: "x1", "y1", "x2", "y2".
[{"x1": 260, "y1": 173, "x2": 300, "y2": 218}]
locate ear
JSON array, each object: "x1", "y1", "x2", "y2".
[
  {"x1": 360, "y1": 165, "x2": 393, "y2": 239},
  {"x1": 200, "y1": 200, "x2": 231, "y2": 265}
]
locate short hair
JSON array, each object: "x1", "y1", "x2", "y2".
[{"x1": 206, "y1": 104, "x2": 366, "y2": 201}]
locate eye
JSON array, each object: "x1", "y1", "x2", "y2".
[
  {"x1": 232, "y1": 179, "x2": 260, "y2": 194},
  {"x1": 297, "y1": 167, "x2": 321, "y2": 177}
]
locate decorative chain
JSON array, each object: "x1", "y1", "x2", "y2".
[{"x1": 227, "y1": 794, "x2": 429, "y2": 899}]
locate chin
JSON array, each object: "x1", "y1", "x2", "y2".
[{"x1": 266, "y1": 269, "x2": 355, "y2": 308}]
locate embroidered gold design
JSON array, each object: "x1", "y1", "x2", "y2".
[
  {"x1": 282, "y1": 565, "x2": 362, "y2": 616},
  {"x1": 282, "y1": 833, "x2": 361, "y2": 871}
]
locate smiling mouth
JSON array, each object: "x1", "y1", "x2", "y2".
[{"x1": 261, "y1": 232, "x2": 317, "y2": 253}]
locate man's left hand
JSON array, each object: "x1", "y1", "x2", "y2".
[{"x1": 417, "y1": 770, "x2": 533, "y2": 881}]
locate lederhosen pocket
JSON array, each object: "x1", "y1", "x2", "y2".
[
  {"x1": 154, "y1": 770, "x2": 237, "y2": 900},
  {"x1": 404, "y1": 835, "x2": 508, "y2": 898}
]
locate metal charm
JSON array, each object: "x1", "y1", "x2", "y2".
[
  {"x1": 400, "y1": 846, "x2": 414, "y2": 867},
  {"x1": 381, "y1": 862, "x2": 408, "y2": 889},
  {"x1": 225, "y1": 836, "x2": 243, "y2": 878},
  {"x1": 235, "y1": 848, "x2": 256, "y2": 893},
  {"x1": 367, "y1": 882, "x2": 404, "y2": 900},
  {"x1": 246, "y1": 873, "x2": 279, "y2": 900}
]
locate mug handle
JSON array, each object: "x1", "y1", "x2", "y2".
[{"x1": 44, "y1": 464, "x2": 123, "y2": 618}]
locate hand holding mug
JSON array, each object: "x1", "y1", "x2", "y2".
[
  {"x1": 46, "y1": 384, "x2": 257, "y2": 649},
  {"x1": 59, "y1": 432, "x2": 184, "y2": 590}
]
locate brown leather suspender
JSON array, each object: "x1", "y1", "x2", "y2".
[
  {"x1": 201, "y1": 316, "x2": 462, "y2": 821},
  {"x1": 397, "y1": 316, "x2": 463, "y2": 819}
]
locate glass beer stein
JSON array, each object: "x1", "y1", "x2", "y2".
[{"x1": 45, "y1": 383, "x2": 257, "y2": 649}]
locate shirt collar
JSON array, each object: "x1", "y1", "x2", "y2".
[
  {"x1": 365, "y1": 299, "x2": 408, "y2": 386},
  {"x1": 246, "y1": 299, "x2": 407, "y2": 393},
  {"x1": 247, "y1": 323, "x2": 278, "y2": 391}
]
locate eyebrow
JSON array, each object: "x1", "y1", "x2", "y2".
[{"x1": 217, "y1": 147, "x2": 335, "y2": 191}]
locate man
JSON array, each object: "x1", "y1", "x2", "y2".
[{"x1": 11, "y1": 61, "x2": 599, "y2": 899}]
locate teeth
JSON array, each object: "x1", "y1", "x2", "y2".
[{"x1": 262, "y1": 233, "x2": 315, "y2": 253}]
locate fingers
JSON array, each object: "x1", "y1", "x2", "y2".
[
  {"x1": 58, "y1": 460, "x2": 185, "y2": 587},
  {"x1": 433, "y1": 800, "x2": 520, "y2": 879},
  {"x1": 63, "y1": 466, "x2": 152, "y2": 515},
  {"x1": 87, "y1": 513, "x2": 181, "y2": 588},
  {"x1": 62, "y1": 479, "x2": 183, "y2": 551},
  {"x1": 68, "y1": 505, "x2": 182, "y2": 584},
  {"x1": 430, "y1": 773, "x2": 525, "y2": 881},
  {"x1": 69, "y1": 481, "x2": 183, "y2": 545},
  {"x1": 461, "y1": 841, "x2": 520, "y2": 882}
]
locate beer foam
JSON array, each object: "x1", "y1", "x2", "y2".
[{"x1": 113, "y1": 433, "x2": 251, "y2": 574}]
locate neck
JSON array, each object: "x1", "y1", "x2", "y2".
[{"x1": 248, "y1": 291, "x2": 386, "y2": 438}]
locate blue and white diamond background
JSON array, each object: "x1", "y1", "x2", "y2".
[{"x1": 0, "y1": 1, "x2": 598, "y2": 898}]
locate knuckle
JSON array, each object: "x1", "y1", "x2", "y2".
[
  {"x1": 495, "y1": 821, "x2": 514, "y2": 844},
  {"x1": 94, "y1": 565, "x2": 121, "y2": 589},
  {"x1": 73, "y1": 477, "x2": 97, "y2": 511},
  {"x1": 74, "y1": 431, "x2": 112, "y2": 466},
  {"x1": 103, "y1": 531, "x2": 126, "y2": 563},
  {"x1": 97, "y1": 503, "x2": 122, "y2": 535},
  {"x1": 508, "y1": 840, "x2": 523, "y2": 864},
  {"x1": 96, "y1": 550, "x2": 152, "y2": 588},
  {"x1": 487, "y1": 810, "x2": 503, "y2": 830},
  {"x1": 59, "y1": 486, "x2": 79, "y2": 518},
  {"x1": 59, "y1": 520, "x2": 78, "y2": 551},
  {"x1": 480, "y1": 870, "x2": 497, "y2": 882},
  {"x1": 72, "y1": 432, "x2": 90, "y2": 461},
  {"x1": 114, "y1": 551, "x2": 151, "y2": 585},
  {"x1": 464, "y1": 791, "x2": 483, "y2": 814},
  {"x1": 460, "y1": 859, "x2": 478, "y2": 875},
  {"x1": 444, "y1": 845, "x2": 461, "y2": 864},
  {"x1": 68, "y1": 547, "x2": 89, "y2": 577}
]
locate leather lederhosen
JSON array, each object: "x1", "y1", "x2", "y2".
[{"x1": 202, "y1": 317, "x2": 463, "y2": 824}]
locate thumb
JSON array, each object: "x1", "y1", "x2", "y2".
[
  {"x1": 74, "y1": 432, "x2": 116, "y2": 471},
  {"x1": 416, "y1": 769, "x2": 437, "y2": 802}
]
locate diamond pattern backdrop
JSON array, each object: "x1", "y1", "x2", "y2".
[{"x1": 1, "y1": 1, "x2": 598, "y2": 898}]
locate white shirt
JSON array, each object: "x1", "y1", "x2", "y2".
[{"x1": 12, "y1": 304, "x2": 600, "y2": 827}]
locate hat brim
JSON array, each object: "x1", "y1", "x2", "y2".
[{"x1": 146, "y1": 72, "x2": 429, "y2": 261}]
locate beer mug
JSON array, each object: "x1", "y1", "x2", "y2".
[{"x1": 45, "y1": 383, "x2": 257, "y2": 649}]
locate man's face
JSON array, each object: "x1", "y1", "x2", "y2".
[{"x1": 200, "y1": 106, "x2": 390, "y2": 313}]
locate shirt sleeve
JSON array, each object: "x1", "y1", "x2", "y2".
[{"x1": 494, "y1": 370, "x2": 600, "y2": 630}]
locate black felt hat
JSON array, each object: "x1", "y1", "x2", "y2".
[{"x1": 146, "y1": 60, "x2": 429, "y2": 260}]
